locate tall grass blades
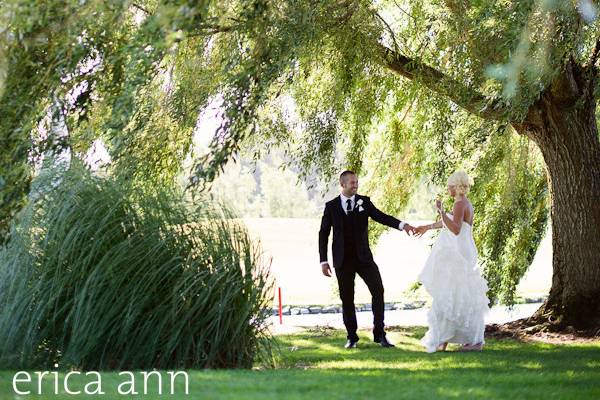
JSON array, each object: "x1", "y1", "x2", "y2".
[{"x1": 0, "y1": 164, "x2": 273, "y2": 370}]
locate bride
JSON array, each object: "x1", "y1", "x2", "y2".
[{"x1": 415, "y1": 171, "x2": 490, "y2": 352}]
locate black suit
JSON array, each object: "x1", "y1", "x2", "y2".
[{"x1": 318, "y1": 194, "x2": 402, "y2": 341}]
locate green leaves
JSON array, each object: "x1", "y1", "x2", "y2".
[
  {"x1": 1, "y1": 0, "x2": 574, "y2": 306},
  {"x1": 470, "y1": 129, "x2": 548, "y2": 304}
]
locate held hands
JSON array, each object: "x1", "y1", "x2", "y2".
[
  {"x1": 403, "y1": 223, "x2": 416, "y2": 236},
  {"x1": 414, "y1": 225, "x2": 429, "y2": 238}
]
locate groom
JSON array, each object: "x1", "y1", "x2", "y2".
[{"x1": 319, "y1": 170, "x2": 414, "y2": 348}]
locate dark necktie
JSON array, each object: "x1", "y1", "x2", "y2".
[{"x1": 346, "y1": 199, "x2": 352, "y2": 214}]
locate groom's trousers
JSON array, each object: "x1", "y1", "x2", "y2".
[{"x1": 335, "y1": 257, "x2": 385, "y2": 342}]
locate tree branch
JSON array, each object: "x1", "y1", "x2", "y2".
[
  {"x1": 378, "y1": 44, "x2": 509, "y2": 121},
  {"x1": 203, "y1": 24, "x2": 234, "y2": 34},
  {"x1": 588, "y1": 36, "x2": 600, "y2": 69},
  {"x1": 375, "y1": 12, "x2": 401, "y2": 53},
  {"x1": 131, "y1": 3, "x2": 150, "y2": 15}
]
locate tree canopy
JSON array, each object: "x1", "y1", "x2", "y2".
[{"x1": 1, "y1": 0, "x2": 599, "y2": 312}]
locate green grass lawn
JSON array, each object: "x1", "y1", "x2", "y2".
[{"x1": 1, "y1": 327, "x2": 598, "y2": 399}]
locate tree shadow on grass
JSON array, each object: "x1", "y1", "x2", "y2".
[
  {"x1": 273, "y1": 326, "x2": 600, "y2": 370},
  {"x1": 192, "y1": 340, "x2": 599, "y2": 400},
  {"x1": 250, "y1": 327, "x2": 600, "y2": 399}
]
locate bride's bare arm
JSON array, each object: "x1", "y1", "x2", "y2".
[
  {"x1": 414, "y1": 220, "x2": 443, "y2": 237},
  {"x1": 427, "y1": 221, "x2": 443, "y2": 230},
  {"x1": 440, "y1": 201, "x2": 466, "y2": 235}
]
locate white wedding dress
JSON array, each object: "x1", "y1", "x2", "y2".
[{"x1": 418, "y1": 215, "x2": 490, "y2": 352}]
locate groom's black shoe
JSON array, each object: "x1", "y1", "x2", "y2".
[
  {"x1": 344, "y1": 339, "x2": 358, "y2": 349},
  {"x1": 374, "y1": 336, "x2": 395, "y2": 348}
]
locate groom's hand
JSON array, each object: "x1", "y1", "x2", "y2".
[
  {"x1": 403, "y1": 223, "x2": 415, "y2": 236},
  {"x1": 321, "y1": 263, "x2": 332, "y2": 277}
]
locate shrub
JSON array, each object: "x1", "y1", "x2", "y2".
[{"x1": 0, "y1": 164, "x2": 273, "y2": 370}]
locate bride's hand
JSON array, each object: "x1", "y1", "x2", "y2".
[
  {"x1": 415, "y1": 225, "x2": 428, "y2": 238},
  {"x1": 435, "y1": 199, "x2": 443, "y2": 213}
]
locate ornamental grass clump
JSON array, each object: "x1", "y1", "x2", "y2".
[{"x1": 0, "y1": 165, "x2": 273, "y2": 370}]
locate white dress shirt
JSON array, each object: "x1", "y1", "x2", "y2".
[
  {"x1": 340, "y1": 193, "x2": 356, "y2": 214},
  {"x1": 320, "y1": 194, "x2": 406, "y2": 266}
]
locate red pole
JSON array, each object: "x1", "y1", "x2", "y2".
[{"x1": 278, "y1": 287, "x2": 283, "y2": 324}]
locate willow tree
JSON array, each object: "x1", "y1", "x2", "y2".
[{"x1": 0, "y1": 0, "x2": 598, "y2": 329}]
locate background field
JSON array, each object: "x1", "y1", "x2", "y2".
[{"x1": 244, "y1": 218, "x2": 552, "y2": 306}]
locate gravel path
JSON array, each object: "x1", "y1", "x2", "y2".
[{"x1": 270, "y1": 303, "x2": 542, "y2": 334}]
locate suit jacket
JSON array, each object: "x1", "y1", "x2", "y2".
[{"x1": 318, "y1": 194, "x2": 402, "y2": 268}]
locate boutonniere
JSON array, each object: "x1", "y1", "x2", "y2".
[{"x1": 356, "y1": 199, "x2": 364, "y2": 212}]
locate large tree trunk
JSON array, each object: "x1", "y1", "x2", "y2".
[{"x1": 513, "y1": 60, "x2": 600, "y2": 330}]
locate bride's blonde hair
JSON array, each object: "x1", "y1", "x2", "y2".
[{"x1": 447, "y1": 170, "x2": 472, "y2": 195}]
